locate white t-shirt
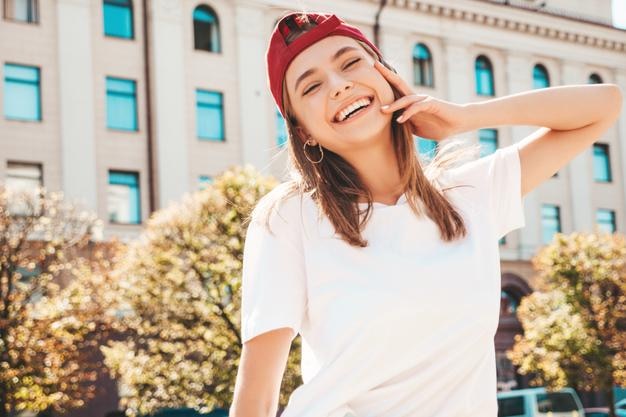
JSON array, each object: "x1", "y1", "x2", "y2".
[{"x1": 241, "y1": 144, "x2": 526, "y2": 417}]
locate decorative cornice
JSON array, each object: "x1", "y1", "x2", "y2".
[{"x1": 372, "y1": 0, "x2": 626, "y2": 53}]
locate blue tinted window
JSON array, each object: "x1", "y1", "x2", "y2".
[
  {"x1": 103, "y1": 0, "x2": 134, "y2": 39},
  {"x1": 593, "y1": 143, "x2": 611, "y2": 182},
  {"x1": 588, "y1": 73, "x2": 603, "y2": 84},
  {"x1": 108, "y1": 171, "x2": 140, "y2": 224},
  {"x1": 193, "y1": 5, "x2": 221, "y2": 52},
  {"x1": 416, "y1": 137, "x2": 437, "y2": 159},
  {"x1": 106, "y1": 77, "x2": 138, "y2": 131},
  {"x1": 5, "y1": 0, "x2": 39, "y2": 23},
  {"x1": 413, "y1": 43, "x2": 434, "y2": 87},
  {"x1": 4, "y1": 63, "x2": 41, "y2": 121},
  {"x1": 475, "y1": 55, "x2": 494, "y2": 96},
  {"x1": 596, "y1": 209, "x2": 616, "y2": 233},
  {"x1": 276, "y1": 109, "x2": 288, "y2": 147},
  {"x1": 498, "y1": 396, "x2": 525, "y2": 416},
  {"x1": 533, "y1": 64, "x2": 550, "y2": 89},
  {"x1": 479, "y1": 129, "x2": 498, "y2": 157},
  {"x1": 198, "y1": 175, "x2": 214, "y2": 190},
  {"x1": 196, "y1": 89, "x2": 224, "y2": 141},
  {"x1": 541, "y1": 204, "x2": 561, "y2": 244}
]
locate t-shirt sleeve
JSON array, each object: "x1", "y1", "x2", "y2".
[
  {"x1": 240, "y1": 195, "x2": 307, "y2": 345},
  {"x1": 446, "y1": 144, "x2": 526, "y2": 240}
]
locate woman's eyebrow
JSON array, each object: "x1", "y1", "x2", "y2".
[{"x1": 293, "y1": 46, "x2": 360, "y2": 92}]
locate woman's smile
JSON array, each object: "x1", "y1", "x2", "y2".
[{"x1": 332, "y1": 96, "x2": 377, "y2": 126}]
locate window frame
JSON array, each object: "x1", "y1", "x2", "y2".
[
  {"x1": 3, "y1": 0, "x2": 39, "y2": 23},
  {"x1": 196, "y1": 88, "x2": 225, "y2": 141},
  {"x1": 3, "y1": 62, "x2": 42, "y2": 121},
  {"x1": 107, "y1": 169, "x2": 141, "y2": 225},
  {"x1": 103, "y1": 0, "x2": 135, "y2": 40},
  {"x1": 592, "y1": 142, "x2": 612, "y2": 183},
  {"x1": 192, "y1": 4, "x2": 221, "y2": 53},
  {"x1": 105, "y1": 76, "x2": 139, "y2": 132},
  {"x1": 596, "y1": 208, "x2": 616, "y2": 234},
  {"x1": 541, "y1": 204, "x2": 561, "y2": 244},
  {"x1": 474, "y1": 55, "x2": 495, "y2": 96},
  {"x1": 412, "y1": 43, "x2": 434, "y2": 88}
]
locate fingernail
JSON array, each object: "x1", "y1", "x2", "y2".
[
  {"x1": 381, "y1": 105, "x2": 389, "y2": 110},
  {"x1": 396, "y1": 115, "x2": 403, "y2": 122}
]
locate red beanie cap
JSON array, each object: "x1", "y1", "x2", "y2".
[{"x1": 266, "y1": 12, "x2": 383, "y2": 118}]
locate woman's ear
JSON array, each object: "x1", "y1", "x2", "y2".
[{"x1": 295, "y1": 126, "x2": 313, "y2": 144}]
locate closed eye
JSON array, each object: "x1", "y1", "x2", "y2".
[
  {"x1": 302, "y1": 58, "x2": 362, "y2": 95},
  {"x1": 344, "y1": 58, "x2": 361, "y2": 69}
]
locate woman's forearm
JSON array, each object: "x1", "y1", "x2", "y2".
[{"x1": 458, "y1": 84, "x2": 623, "y2": 133}]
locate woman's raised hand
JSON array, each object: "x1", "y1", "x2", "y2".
[{"x1": 374, "y1": 60, "x2": 468, "y2": 141}]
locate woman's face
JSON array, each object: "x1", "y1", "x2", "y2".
[{"x1": 284, "y1": 35, "x2": 395, "y2": 154}]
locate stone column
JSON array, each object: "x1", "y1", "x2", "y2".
[
  {"x1": 235, "y1": 3, "x2": 272, "y2": 172},
  {"x1": 56, "y1": 0, "x2": 98, "y2": 211},
  {"x1": 562, "y1": 60, "x2": 594, "y2": 232},
  {"x1": 148, "y1": 0, "x2": 190, "y2": 208},
  {"x1": 506, "y1": 52, "x2": 537, "y2": 259}
]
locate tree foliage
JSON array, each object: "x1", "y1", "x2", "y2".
[
  {"x1": 102, "y1": 165, "x2": 303, "y2": 416},
  {"x1": 0, "y1": 185, "x2": 122, "y2": 417},
  {"x1": 508, "y1": 232, "x2": 626, "y2": 414}
]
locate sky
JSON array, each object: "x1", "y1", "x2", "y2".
[{"x1": 613, "y1": 0, "x2": 626, "y2": 29}]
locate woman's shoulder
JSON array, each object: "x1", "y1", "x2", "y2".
[{"x1": 249, "y1": 181, "x2": 312, "y2": 231}]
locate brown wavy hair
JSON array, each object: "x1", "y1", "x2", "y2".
[{"x1": 255, "y1": 12, "x2": 480, "y2": 247}]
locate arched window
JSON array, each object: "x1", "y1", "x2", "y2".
[
  {"x1": 588, "y1": 73, "x2": 603, "y2": 84},
  {"x1": 193, "y1": 5, "x2": 221, "y2": 53},
  {"x1": 412, "y1": 43, "x2": 434, "y2": 87},
  {"x1": 532, "y1": 63, "x2": 550, "y2": 89},
  {"x1": 475, "y1": 55, "x2": 495, "y2": 96},
  {"x1": 103, "y1": 0, "x2": 134, "y2": 39},
  {"x1": 276, "y1": 109, "x2": 287, "y2": 147},
  {"x1": 500, "y1": 290, "x2": 520, "y2": 317}
]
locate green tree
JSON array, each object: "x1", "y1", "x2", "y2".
[
  {"x1": 508, "y1": 231, "x2": 626, "y2": 416},
  {"x1": 102, "y1": 165, "x2": 303, "y2": 417},
  {"x1": 0, "y1": 185, "x2": 122, "y2": 417}
]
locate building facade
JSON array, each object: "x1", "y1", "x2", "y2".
[{"x1": 1, "y1": 0, "x2": 625, "y2": 412}]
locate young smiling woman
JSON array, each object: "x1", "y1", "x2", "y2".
[{"x1": 230, "y1": 11, "x2": 623, "y2": 417}]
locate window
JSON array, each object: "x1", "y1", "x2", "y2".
[
  {"x1": 196, "y1": 89, "x2": 224, "y2": 141},
  {"x1": 416, "y1": 137, "x2": 436, "y2": 159},
  {"x1": 596, "y1": 209, "x2": 616, "y2": 234},
  {"x1": 198, "y1": 175, "x2": 213, "y2": 190},
  {"x1": 474, "y1": 55, "x2": 494, "y2": 96},
  {"x1": 499, "y1": 236, "x2": 506, "y2": 245},
  {"x1": 106, "y1": 77, "x2": 138, "y2": 131},
  {"x1": 412, "y1": 43, "x2": 434, "y2": 87},
  {"x1": 498, "y1": 396, "x2": 525, "y2": 416},
  {"x1": 541, "y1": 204, "x2": 561, "y2": 244},
  {"x1": 276, "y1": 109, "x2": 287, "y2": 147},
  {"x1": 108, "y1": 170, "x2": 140, "y2": 224},
  {"x1": 593, "y1": 143, "x2": 611, "y2": 182},
  {"x1": 5, "y1": 161, "x2": 43, "y2": 215},
  {"x1": 536, "y1": 393, "x2": 579, "y2": 413},
  {"x1": 588, "y1": 73, "x2": 603, "y2": 84},
  {"x1": 4, "y1": 63, "x2": 41, "y2": 121},
  {"x1": 3, "y1": 0, "x2": 39, "y2": 23},
  {"x1": 533, "y1": 63, "x2": 550, "y2": 89},
  {"x1": 500, "y1": 290, "x2": 519, "y2": 316},
  {"x1": 103, "y1": 0, "x2": 134, "y2": 39},
  {"x1": 478, "y1": 129, "x2": 498, "y2": 157},
  {"x1": 193, "y1": 4, "x2": 220, "y2": 53}
]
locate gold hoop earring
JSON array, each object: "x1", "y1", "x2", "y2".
[{"x1": 303, "y1": 139, "x2": 324, "y2": 164}]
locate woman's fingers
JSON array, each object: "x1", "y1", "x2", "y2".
[
  {"x1": 396, "y1": 101, "x2": 425, "y2": 122},
  {"x1": 380, "y1": 95, "x2": 428, "y2": 113},
  {"x1": 374, "y1": 60, "x2": 413, "y2": 96}
]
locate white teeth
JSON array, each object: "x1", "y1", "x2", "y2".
[{"x1": 336, "y1": 97, "x2": 372, "y2": 122}]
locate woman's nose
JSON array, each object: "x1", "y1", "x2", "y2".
[{"x1": 329, "y1": 74, "x2": 353, "y2": 98}]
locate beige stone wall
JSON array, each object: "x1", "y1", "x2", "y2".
[{"x1": 1, "y1": 0, "x2": 625, "y2": 259}]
